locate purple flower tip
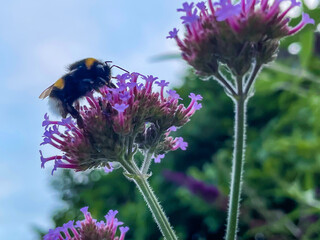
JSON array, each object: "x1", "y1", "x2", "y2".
[
  {"x1": 51, "y1": 160, "x2": 59, "y2": 175},
  {"x1": 75, "y1": 220, "x2": 82, "y2": 228},
  {"x1": 104, "y1": 163, "x2": 114, "y2": 173},
  {"x1": 167, "y1": 89, "x2": 182, "y2": 100},
  {"x1": 42, "y1": 113, "x2": 50, "y2": 128},
  {"x1": 39, "y1": 150, "x2": 45, "y2": 168},
  {"x1": 154, "y1": 154, "x2": 165, "y2": 163},
  {"x1": 104, "y1": 92, "x2": 113, "y2": 101},
  {"x1": 113, "y1": 219, "x2": 124, "y2": 227},
  {"x1": 215, "y1": 1, "x2": 241, "y2": 21},
  {"x1": 44, "y1": 126, "x2": 60, "y2": 139},
  {"x1": 131, "y1": 72, "x2": 141, "y2": 78},
  {"x1": 143, "y1": 75, "x2": 158, "y2": 83},
  {"x1": 80, "y1": 206, "x2": 89, "y2": 215},
  {"x1": 113, "y1": 103, "x2": 129, "y2": 113},
  {"x1": 120, "y1": 226, "x2": 130, "y2": 234},
  {"x1": 119, "y1": 92, "x2": 131, "y2": 101},
  {"x1": 289, "y1": 0, "x2": 301, "y2": 7},
  {"x1": 189, "y1": 93, "x2": 203, "y2": 101},
  {"x1": 176, "y1": 137, "x2": 188, "y2": 150},
  {"x1": 137, "y1": 83, "x2": 144, "y2": 90},
  {"x1": 166, "y1": 28, "x2": 179, "y2": 39},
  {"x1": 181, "y1": 9, "x2": 199, "y2": 24},
  {"x1": 61, "y1": 117, "x2": 75, "y2": 126},
  {"x1": 63, "y1": 220, "x2": 74, "y2": 230},
  {"x1": 40, "y1": 137, "x2": 51, "y2": 146},
  {"x1": 197, "y1": 1, "x2": 206, "y2": 11},
  {"x1": 168, "y1": 126, "x2": 177, "y2": 132},
  {"x1": 194, "y1": 102, "x2": 202, "y2": 110},
  {"x1": 116, "y1": 73, "x2": 131, "y2": 83},
  {"x1": 302, "y1": 13, "x2": 315, "y2": 25},
  {"x1": 127, "y1": 80, "x2": 137, "y2": 87},
  {"x1": 105, "y1": 210, "x2": 118, "y2": 222},
  {"x1": 114, "y1": 83, "x2": 127, "y2": 92},
  {"x1": 178, "y1": 2, "x2": 195, "y2": 13},
  {"x1": 155, "y1": 80, "x2": 170, "y2": 87}
]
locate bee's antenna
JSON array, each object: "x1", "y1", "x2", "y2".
[
  {"x1": 105, "y1": 61, "x2": 129, "y2": 73},
  {"x1": 109, "y1": 64, "x2": 130, "y2": 74},
  {"x1": 111, "y1": 65, "x2": 129, "y2": 73}
]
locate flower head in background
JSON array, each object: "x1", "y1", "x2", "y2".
[
  {"x1": 168, "y1": 0, "x2": 314, "y2": 76},
  {"x1": 40, "y1": 72, "x2": 202, "y2": 174},
  {"x1": 43, "y1": 207, "x2": 129, "y2": 240},
  {"x1": 163, "y1": 170, "x2": 220, "y2": 203}
]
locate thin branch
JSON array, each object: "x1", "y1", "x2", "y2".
[
  {"x1": 244, "y1": 63, "x2": 262, "y2": 95},
  {"x1": 140, "y1": 150, "x2": 153, "y2": 174},
  {"x1": 214, "y1": 72, "x2": 237, "y2": 96}
]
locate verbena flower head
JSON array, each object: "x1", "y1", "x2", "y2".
[
  {"x1": 40, "y1": 72, "x2": 202, "y2": 174},
  {"x1": 168, "y1": 0, "x2": 315, "y2": 76},
  {"x1": 43, "y1": 207, "x2": 129, "y2": 240}
]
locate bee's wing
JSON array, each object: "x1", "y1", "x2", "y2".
[{"x1": 39, "y1": 84, "x2": 54, "y2": 99}]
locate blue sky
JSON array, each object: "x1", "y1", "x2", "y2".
[{"x1": 0, "y1": 1, "x2": 185, "y2": 239}]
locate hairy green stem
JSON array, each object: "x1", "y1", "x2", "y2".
[
  {"x1": 225, "y1": 75, "x2": 247, "y2": 240},
  {"x1": 226, "y1": 96, "x2": 246, "y2": 240},
  {"x1": 134, "y1": 176, "x2": 178, "y2": 240},
  {"x1": 119, "y1": 156, "x2": 177, "y2": 240}
]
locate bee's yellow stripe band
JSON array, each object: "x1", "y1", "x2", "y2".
[
  {"x1": 54, "y1": 78, "x2": 65, "y2": 89},
  {"x1": 85, "y1": 58, "x2": 96, "y2": 70}
]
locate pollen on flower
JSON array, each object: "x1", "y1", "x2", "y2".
[
  {"x1": 40, "y1": 72, "x2": 203, "y2": 174},
  {"x1": 168, "y1": 0, "x2": 315, "y2": 76},
  {"x1": 43, "y1": 207, "x2": 129, "y2": 240}
]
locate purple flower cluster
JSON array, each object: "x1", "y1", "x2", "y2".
[
  {"x1": 163, "y1": 170, "x2": 220, "y2": 203},
  {"x1": 40, "y1": 72, "x2": 202, "y2": 173},
  {"x1": 43, "y1": 207, "x2": 129, "y2": 240},
  {"x1": 168, "y1": 0, "x2": 314, "y2": 76}
]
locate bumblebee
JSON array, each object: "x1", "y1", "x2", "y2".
[{"x1": 39, "y1": 58, "x2": 114, "y2": 127}]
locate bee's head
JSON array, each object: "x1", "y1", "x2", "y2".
[{"x1": 103, "y1": 62, "x2": 112, "y2": 79}]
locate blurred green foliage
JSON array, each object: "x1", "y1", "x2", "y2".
[{"x1": 38, "y1": 7, "x2": 320, "y2": 240}]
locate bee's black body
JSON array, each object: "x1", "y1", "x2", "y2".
[{"x1": 40, "y1": 58, "x2": 113, "y2": 127}]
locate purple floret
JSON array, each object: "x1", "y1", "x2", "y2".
[
  {"x1": 189, "y1": 93, "x2": 203, "y2": 101},
  {"x1": 181, "y1": 9, "x2": 199, "y2": 24},
  {"x1": 113, "y1": 103, "x2": 129, "y2": 113},
  {"x1": 197, "y1": 2, "x2": 207, "y2": 11},
  {"x1": 177, "y1": 2, "x2": 195, "y2": 14},
  {"x1": 154, "y1": 154, "x2": 165, "y2": 163},
  {"x1": 166, "y1": 28, "x2": 179, "y2": 39},
  {"x1": 167, "y1": 89, "x2": 182, "y2": 100},
  {"x1": 155, "y1": 80, "x2": 170, "y2": 87}
]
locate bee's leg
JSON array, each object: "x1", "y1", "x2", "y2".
[
  {"x1": 65, "y1": 103, "x2": 101, "y2": 151},
  {"x1": 64, "y1": 103, "x2": 84, "y2": 129},
  {"x1": 108, "y1": 82, "x2": 117, "y2": 88}
]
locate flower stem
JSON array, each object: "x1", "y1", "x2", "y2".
[
  {"x1": 134, "y1": 175, "x2": 178, "y2": 240},
  {"x1": 119, "y1": 157, "x2": 178, "y2": 240},
  {"x1": 225, "y1": 77, "x2": 247, "y2": 240}
]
